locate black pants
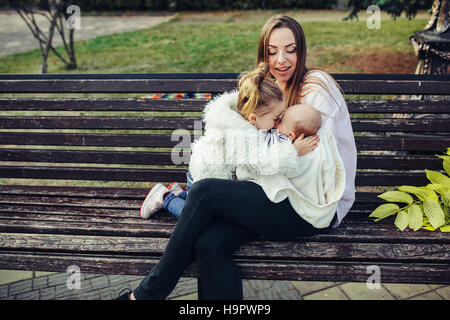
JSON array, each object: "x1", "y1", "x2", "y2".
[{"x1": 133, "y1": 178, "x2": 334, "y2": 300}]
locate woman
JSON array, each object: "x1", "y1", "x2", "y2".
[{"x1": 118, "y1": 15, "x2": 357, "y2": 300}]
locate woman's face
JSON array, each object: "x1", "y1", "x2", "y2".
[{"x1": 267, "y1": 27, "x2": 298, "y2": 89}]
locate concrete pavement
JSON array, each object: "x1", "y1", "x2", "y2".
[
  {"x1": 0, "y1": 270, "x2": 448, "y2": 300},
  {"x1": 0, "y1": 10, "x2": 174, "y2": 56}
]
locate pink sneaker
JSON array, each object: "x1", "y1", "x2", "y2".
[
  {"x1": 167, "y1": 182, "x2": 184, "y2": 196},
  {"x1": 140, "y1": 183, "x2": 170, "y2": 219}
]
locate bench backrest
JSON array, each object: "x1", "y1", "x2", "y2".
[{"x1": 1, "y1": 74, "x2": 449, "y2": 196}]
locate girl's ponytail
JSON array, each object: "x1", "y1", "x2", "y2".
[{"x1": 237, "y1": 63, "x2": 282, "y2": 119}]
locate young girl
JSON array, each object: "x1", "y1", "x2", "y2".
[{"x1": 140, "y1": 62, "x2": 317, "y2": 219}]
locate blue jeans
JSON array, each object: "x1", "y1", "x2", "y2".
[{"x1": 162, "y1": 172, "x2": 193, "y2": 218}]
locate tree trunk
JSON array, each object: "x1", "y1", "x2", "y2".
[{"x1": 410, "y1": 0, "x2": 449, "y2": 76}]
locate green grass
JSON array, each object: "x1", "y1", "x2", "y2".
[{"x1": 0, "y1": 14, "x2": 428, "y2": 74}]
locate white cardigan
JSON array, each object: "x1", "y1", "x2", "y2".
[
  {"x1": 237, "y1": 125, "x2": 346, "y2": 228},
  {"x1": 299, "y1": 71, "x2": 357, "y2": 226}
]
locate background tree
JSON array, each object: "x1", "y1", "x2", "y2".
[
  {"x1": 8, "y1": 0, "x2": 77, "y2": 73},
  {"x1": 344, "y1": 0, "x2": 435, "y2": 20}
]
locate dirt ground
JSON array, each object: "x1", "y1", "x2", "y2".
[{"x1": 328, "y1": 50, "x2": 417, "y2": 74}]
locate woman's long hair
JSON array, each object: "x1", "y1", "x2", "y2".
[{"x1": 256, "y1": 15, "x2": 342, "y2": 109}]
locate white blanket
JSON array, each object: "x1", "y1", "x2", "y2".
[{"x1": 237, "y1": 126, "x2": 346, "y2": 228}]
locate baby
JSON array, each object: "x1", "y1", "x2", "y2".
[{"x1": 263, "y1": 103, "x2": 322, "y2": 146}]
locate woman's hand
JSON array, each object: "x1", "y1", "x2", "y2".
[{"x1": 293, "y1": 133, "x2": 319, "y2": 156}]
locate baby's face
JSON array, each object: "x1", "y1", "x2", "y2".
[
  {"x1": 276, "y1": 115, "x2": 295, "y2": 138},
  {"x1": 253, "y1": 99, "x2": 285, "y2": 130}
]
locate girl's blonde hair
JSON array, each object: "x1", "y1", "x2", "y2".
[{"x1": 237, "y1": 62, "x2": 283, "y2": 119}]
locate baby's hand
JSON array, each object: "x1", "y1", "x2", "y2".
[{"x1": 293, "y1": 134, "x2": 319, "y2": 156}]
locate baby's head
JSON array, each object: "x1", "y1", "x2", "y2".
[
  {"x1": 237, "y1": 62, "x2": 285, "y2": 130},
  {"x1": 277, "y1": 104, "x2": 321, "y2": 140}
]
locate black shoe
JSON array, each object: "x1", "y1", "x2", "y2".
[{"x1": 115, "y1": 288, "x2": 132, "y2": 300}]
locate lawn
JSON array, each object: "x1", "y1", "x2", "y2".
[{"x1": 0, "y1": 10, "x2": 429, "y2": 75}]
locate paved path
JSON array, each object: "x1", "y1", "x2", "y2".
[
  {"x1": 0, "y1": 271, "x2": 448, "y2": 300},
  {"x1": 0, "y1": 10, "x2": 174, "y2": 56}
]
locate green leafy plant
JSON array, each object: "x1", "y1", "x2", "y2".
[{"x1": 369, "y1": 148, "x2": 450, "y2": 232}]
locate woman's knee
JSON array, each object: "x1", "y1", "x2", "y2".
[
  {"x1": 194, "y1": 233, "x2": 229, "y2": 262},
  {"x1": 189, "y1": 178, "x2": 218, "y2": 198}
]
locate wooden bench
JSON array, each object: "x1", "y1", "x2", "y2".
[{"x1": 0, "y1": 73, "x2": 449, "y2": 286}]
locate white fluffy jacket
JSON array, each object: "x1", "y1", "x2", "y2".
[{"x1": 189, "y1": 90, "x2": 299, "y2": 182}]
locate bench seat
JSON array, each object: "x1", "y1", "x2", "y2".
[{"x1": 0, "y1": 74, "x2": 449, "y2": 285}]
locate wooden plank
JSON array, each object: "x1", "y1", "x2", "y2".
[
  {"x1": 0, "y1": 79, "x2": 237, "y2": 94},
  {"x1": 0, "y1": 194, "x2": 140, "y2": 209},
  {"x1": 1, "y1": 98, "x2": 448, "y2": 113},
  {"x1": 0, "y1": 78, "x2": 449, "y2": 95},
  {"x1": 0, "y1": 187, "x2": 383, "y2": 212},
  {"x1": 0, "y1": 251, "x2": 448, "y2": 284},
  {"x1": 0, "y1": 218, "x2": 174, "y2": 237},
  {"x1": 355, "y1": 172, "x2": 429, "y2": 186},
  {"x1": 0, "y1": 132, "x2": 175, "y2": 148},
  {"x1": 1, "y1": 116, "x2": 449, "y2": 132},
  {"x1": 0, "y1": 233, "x2": 447, "y2": 262},
  {"x1": 0, "y1": 185, "x2": 149, "y2": 199},
  {"x1": 2, "y1": 132, "x2": 449, "y2": 152},
  {"x1": 0, "y1": 165, "x2": 187, "y2": 182},
  {"x1": 356, "y1": 155, "x2": 442, "y2": 170},
  {"x1": 0, "y1": 116, "x2": 201, "y2": 130},
  {"x1": 0, "y1": 149, "x2": 179, "y2": 166},
  {"x1": 350, "y1": 118, "x2": 450, "y2": 132},
  {"x1": 0, "y1": 165, "x2": 430, "y2": 186},
  {"x1": 0, "y1": 211, "x2": 447, "y2": 244},
  {"x1": 346, "y1": 99, "x2": 450, "y2": 113},
  {"x1": 354, "y1": 135, "x2": 450, "y2": 151},
  {"x1": 0, "y1": 203, "x2": 142, "y2": 219},
  {"x1": 0, "y1": 149, "x2": 442, "y2": 170},
  {"x1": 0, "y1": 165, "x2": 429, "y2": 186},
  {"x1": 0, "y1": 98, "x2": 206, "y2": 112}
]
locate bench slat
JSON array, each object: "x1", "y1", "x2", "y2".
[
  {"x1": 0, "y1": 165, "x2": 430, "y2": 186},
  {"x1": 0, "y1": 149, "x2": 443, "y2": 170},
  {"x1": 0, "y1": 132, "x2": 174, "y2": 148},
  {"x1": 0, "y1": 185, "x2": 382, "y2": 202},
  {"x1": 0, "y1": 192, "x2": 381, "y2": 216},
  {"x1": 0, "y1": 233, "x2": 447, "y2": 262},
  {"x1": 0, "y1": 98, "x2": 206, "y2": 112},
  {"x1": 1, "y1": 132, "x2": 448, "y2": 151},
  {"x1": 1, "y1": 78, "x2": 449, "y2": 95},
  {"x1": 1, "y1": 116, "x2": 449, "y2": 132},
  {"x1": 0, "y1": 132, "x2": 447, "y2": 151},
  {"x1": 1, "y1": 207, "x2": 448, "y2": 244},
  {"x1": 1, "y1": 251, "x2": 447, "y2": 283},
  {"x1": 1, "y1": 98, "x2": 448, "y2": 113},
  {"x1": 0, "y1": 165, "x2": 186, "y2": 182}
]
